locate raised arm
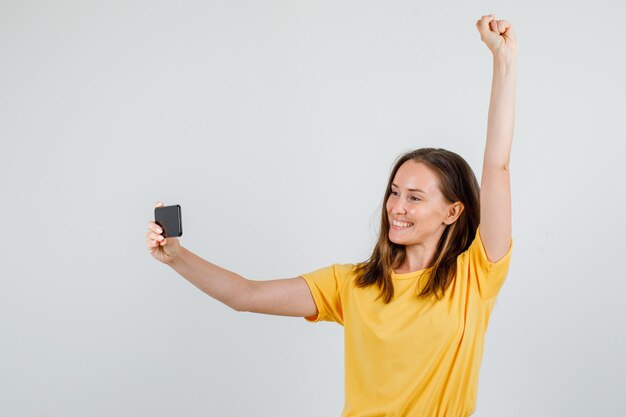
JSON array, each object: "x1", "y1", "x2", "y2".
[{"x1": 475, "y1": 14, "x2": 517, "y2": 262}]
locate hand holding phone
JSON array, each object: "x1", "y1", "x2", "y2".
[{"x1": 147, "y1": 202, "x2": 183, "y2": 264}]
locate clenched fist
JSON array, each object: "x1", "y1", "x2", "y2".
[{"x1": 476, "y1": 14, "x2": 517, "y2": 58}]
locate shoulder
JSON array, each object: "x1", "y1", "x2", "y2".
[
  {"x1": 457, "y1": 225, "x2": 513, "y2": 267},
  {"x1": 300, "y1": 263, "x2": 358, "y2": 286}
]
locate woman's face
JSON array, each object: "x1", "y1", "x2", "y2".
[{"x1": 385, "y1": 160, "x2": 458, "y2": 246}]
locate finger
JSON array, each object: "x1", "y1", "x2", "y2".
[
  {"x1": 147, "y1": 231, "x2": 164, "y2": 241},
  {"x1": 147, "y1": 221, "x2": 163, "y2": 234},
  {"x1": 489, "y1": 19, "x2": 499, "y2": 33},
  {"x1": 147, "y1": 235, "x2": 166, "y2": 247},
  {"x1": 481, "y1": 14, "x2": 495, "y2": 25},
  {"x1": 155, "y1": 201, "x2": 164, "y2": 208},
  {"x1": 478, "y1": 14, "x2": 496, "y2": 34},
  {"x1": 505, "y1": 24, "x2": 516, "y2": 41},
  {"x1": 498, "y1": 20, "x2": 515, "y2": 41},
  {"x1": 500, "y1": 21, "x2": 513, "y2": 36},
  {"x1": 495, "y1": 20, "x2": 509, "y2": 34}
]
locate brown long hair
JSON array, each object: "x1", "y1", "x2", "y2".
[{"x1": 353, "y1": 148, "x2": 480, "y2": 302}]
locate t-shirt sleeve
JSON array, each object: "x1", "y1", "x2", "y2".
[
  {"x1": 299, "y1": 263, "x2": 350, "y2": 324},
  {"x1": 463, "y1": 225, "x2": 513, "y2": 301}
]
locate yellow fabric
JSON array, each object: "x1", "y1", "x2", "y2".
[{"x1": 300, "y1": 226, "x2": 513, "y2": 417}]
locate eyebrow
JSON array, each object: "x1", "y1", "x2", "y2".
[{"x1": 391, "y1": 183, "x2": 426, "y2": 194}]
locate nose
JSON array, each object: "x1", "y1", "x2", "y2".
[{"x1": 391, "y1": 199, "x2": 407, "y2": 214}]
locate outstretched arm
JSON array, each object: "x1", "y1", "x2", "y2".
[{"x1": 475, "y1": 14, "x2": 517, "y2": 262}]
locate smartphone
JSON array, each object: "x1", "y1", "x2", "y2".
[{"x1": 154, "y1": 204, "x2": 183, "y2": 238}]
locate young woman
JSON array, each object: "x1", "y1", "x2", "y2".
[{"x1": 146, "y1": 14, "x2": 516, "y2": 417}]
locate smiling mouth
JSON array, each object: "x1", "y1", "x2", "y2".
[{"x1": 391, "y1": 220, "x2": 414, "y2": 229}]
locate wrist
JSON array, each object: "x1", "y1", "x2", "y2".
[
  {"x1": 492, "y1": 52, "x2": 517, "y2": 77},
  {"x1": 493, "y1": 50, "x2": 517, "y2": 65},
  {"x1": 166, "y1": 246, "x2": 186, "y2": 267}
]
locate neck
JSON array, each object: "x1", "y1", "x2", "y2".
[{"x1": 397, "y1": 241, "x2": 438, "y2": 273}]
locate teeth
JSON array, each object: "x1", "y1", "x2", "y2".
[{"x1": 392, "y1": 220, "x2": 413, "y2": 228}]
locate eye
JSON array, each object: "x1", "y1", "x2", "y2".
[{"x1": 390, "y1": 190, "x2": 420, "y2": 201}]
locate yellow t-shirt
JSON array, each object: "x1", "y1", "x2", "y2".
[{"x1": 300, "y1": 226, "x2": 513, "y2": 417}]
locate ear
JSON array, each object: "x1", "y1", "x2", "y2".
[{"x1": 443, "y1": 202, "x2": 464, "y2": 225}]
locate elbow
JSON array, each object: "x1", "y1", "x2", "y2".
[
  {"x1": 484, "y1": 161, "x2": 510, "y2": 173},
  {"x1": 230, "y1": 300, "x2": 246, "y2": 313},
  {"x1": 229, "y1": 296, "x2": 246, "y2": 312},
  {"x1": 230, "y1": 279, "x2": 253, "y2": 312}
]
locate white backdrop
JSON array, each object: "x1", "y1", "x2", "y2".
[{"x1": 1, "y1": 1, "x2": 625, "y2": 416}]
